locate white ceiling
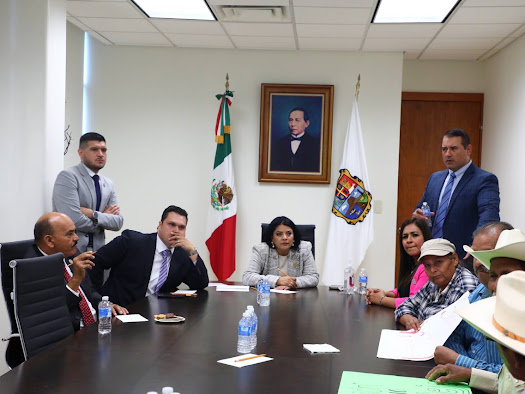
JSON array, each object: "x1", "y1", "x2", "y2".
[{"x1": 66, "y1": 0, "x2": 525, "y2": 61}]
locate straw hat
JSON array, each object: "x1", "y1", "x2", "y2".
[
  {"x1": 456, "y1": 270, "x2": 525, "y2": 357},
  {"x1": 418, "y1": 238, "x2": 456, "y2": 262},
  {"x1": 463, "y1": 229, "x2": 525, "y2": 269}
]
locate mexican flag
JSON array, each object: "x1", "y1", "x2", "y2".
[{"x1": 205, "y1": 90, "x2": 237, "y2": 281}]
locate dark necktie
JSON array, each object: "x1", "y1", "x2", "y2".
[
  {"x1": 156, "y1": 249, "x2": 172, "y2": 294},
  {"x1": 432, "y1": 172, "x2": 456, "y2": 238},
  {"x1": 63, "y1": 264, "x2": 95, "y2": 327},
  {"x1": 92, "y1": 174, "x2": 102, "y2": 211},
  {"x1": 290, "y1": 135, "x2": 303, "y2": 141}
]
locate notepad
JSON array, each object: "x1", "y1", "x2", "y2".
[
  {"x1": 215, "y1": 285, "x2": 250, "y2": 292},
  {"x1": 217, "y1": 354, "x2": 273, "y2": 368},
  {"x1": 303, "y1": 344, "x2": 340, "y2": 353},
  {"x1": 116, "y1": 314, "x2": 148, "y2": 323}
]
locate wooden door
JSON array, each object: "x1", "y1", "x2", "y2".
[{"x1": 395, "y1": 92, "x2": 484, "y2": 284}]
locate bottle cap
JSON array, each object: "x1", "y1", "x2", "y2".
[
  {"x1": 102, "y1": 296, "x2": 109, "y2": 301},
  {"x1": 161, "y1": 387, "x2": 174, "y2": 394}
]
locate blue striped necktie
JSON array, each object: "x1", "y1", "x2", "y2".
[
  {"x1": 156, "y1": 249, "x2": 171, "y2": 294},
  {"x1": 432, "y1": 172, "x2": 456, "y2": 238}
]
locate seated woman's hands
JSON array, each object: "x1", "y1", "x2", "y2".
[
  {"x1": 365, "y1": 288, "x2": 386, "y2": 305},
  {"x1": 276, "y1": 276, "x2": 297, "y2": 289},
  {"x1": 399, "y1": 314, "x2": 422, "y2": 331}
]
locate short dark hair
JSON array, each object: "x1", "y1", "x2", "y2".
[
  {"x1": 473, "y1": 221, "x2": 514, "y2": 238},
  {"x1": 161, "y1": 205, "x2": 188, "y2": 222},
  {"x1": 262, "y1": 216, "x2": 302, "y2": 251},
  {"x1": 34, "y1": 217, "x2": 54, "y2": 243},
  {"x1": 444, "y1": 129, "x2": 470, "y2": 148},
  {"x1": 288, "y1": 107, "x2": 309, "y2": 122},
  {"x1": 79, "y1": 132, "x2": 106, "y2": 149}
]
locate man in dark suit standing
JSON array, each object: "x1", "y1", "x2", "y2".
[
  {"x1": 413, "y1": 129, "x2": 500, "y2": 269},
  {"x1": 271, "y1": 107, "x2": 320, "y2": 172},
  {"x1": 90, "y1": 205, "x2": 209, "y2": 307},
  {"x1": 24, "y1": 213, "x2": 128, "y2": 331}
]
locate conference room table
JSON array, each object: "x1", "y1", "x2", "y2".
[{"x1": 0, "y1": 285, "x2": 437, "y2": 393}]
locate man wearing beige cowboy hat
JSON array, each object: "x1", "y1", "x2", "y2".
[{"x1": 427, "y1": 229, "x2": 525, "y2": 393}]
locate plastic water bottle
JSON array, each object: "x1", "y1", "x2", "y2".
[
  {"x1": 343, "y1": 265, "x2": 355, "y2": 294},
  {"x1": 260, "y1": 279, "x2": 270, "y2": 306},
  {"x1": 256, "y1": 278, "x2": 263, "y2": 305},
  {"x1": 237, "y1": 311, "x2": 252, "y2": 354},
  {"x1": 98, "y1": 296, "x2": 112, "y2": 334},
  {"x1": 358, "y1": 268, "x2": 368, "y2": 295},
  {"x1": 247, "y1": 305, "x2": 258, "y2": 350},
  {"x1": 421, "y1": 202, "x2": 432, "y2": 227}
]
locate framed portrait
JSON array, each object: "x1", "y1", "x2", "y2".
[{"x1": 258, "y1": 83, "x2": 334, "y2": 184}]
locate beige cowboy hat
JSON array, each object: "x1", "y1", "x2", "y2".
[
  {"x1": 463, "y1": 229, "x2": 525, "y2": 269},
  {"x1": 456, "y1": 270, "x2": 525, "y2": 357},
  {"x1": 418, "y1": 238, "x2": 456, "y2": 261}
]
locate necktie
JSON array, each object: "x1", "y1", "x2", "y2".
[
  {"x1": 92, "y1": 174, "x2": 102, "y2": 211},
  {"x1": 432, "y1": 172, "x2": 457, "y2": 238},
  {"x1": 63, "y1": 264, "x2": 95, "y2": 327},
  {"x1": 156, "y1": 249, "x2": 171, "y2": 294},
  {"x1": 290, "y1": 135, "x2": 303, "y2": 141}
]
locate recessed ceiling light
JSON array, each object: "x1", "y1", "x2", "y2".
[
  {"x1": 373, "y1": 0, "x2": 461, "y2": 23},
  {"x1": 132, "y1": 0, "x2": 216, "y2": 20}
]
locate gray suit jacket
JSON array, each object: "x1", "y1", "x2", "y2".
[
  {"x1": 242, "y1": 241, "x2": 319, "y2": 288},
  {"x1": 52, "y1": 163, "x2": 123, "y2": 252}
]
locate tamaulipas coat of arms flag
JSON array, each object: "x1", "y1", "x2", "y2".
[
  {"x1": 205, "y1": 90, "x2": 237, "y2": 281},
  {"x1": 322, "y1": 97, "x2": 374, "y2": 285}
]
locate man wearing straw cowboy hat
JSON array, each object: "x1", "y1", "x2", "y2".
[{"x1": 427, "y1": 229, "x2": 525, "y2": 393}]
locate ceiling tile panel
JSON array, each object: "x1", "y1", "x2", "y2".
[
  {"x1": 438, "y1": 23, "x2": 522, "y2": 38},
  {"x1": 296, "y1": 24, "x2": 365, "y2": 38},
  {"x1": 450, "y1": 7, "x2": 525, "y2": 24},
  {"x1": 362, "y1": 38, "x2": 429, "y2": 51},
  {"x1": 223, "y1": 22, "x2": 294, "y2": 37},
  {"x1": 463, "y1": 0, "x2": 525, "y2": 6},
  {"x1": 293, "y1": 0, "x2": 374, "y2": 6},
  {"x1": 429, "y1": 38, "x2": 502, "y2": 50},
  {"x1": 151, "y1": 20, "x2": 225, "y2": 35},
  {"x1": 167, "y1": 34, "x2": 234, "y2": 48},
  {"x1": 298, "y1": 37, "x2": 361, "y2": 50},
  {"x1": 78, "y1": 17, "x2": 157, "y2": 32},
  {"x1": 294, "y1": 7, "x2": 371, "y2": 24},
  {"x1": 66, "y1": 1, "x2": 142, "y2": 18},
  {"x1": 87, "y1": 30, "x2": 114, "y2": 45},
  {"x1": 420, "y1": 48, "x2": 487, "y2": 60},
  {"x1": 67, "y1": 16, "x2": 91, "y2": 31},
  {"x1": 231, "y1": 35, "x2": 296, "y2": 49},
  {"x1": 367, "y1": 24, "x2": 441, "y2": 38},
  {"x1": 510, "y1": 24, "x2": 525, "y2": 36},
  {"x1": 100, "y1": 32, "x2": 172, "y2": 46}
]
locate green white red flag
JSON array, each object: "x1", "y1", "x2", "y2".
[{"x1": 205, "y1": 90, "x2": 236, "y2": 281}]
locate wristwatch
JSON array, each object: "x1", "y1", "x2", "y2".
[{"x1": 189, "y1": 249, "x2": 198, "y2": 256}]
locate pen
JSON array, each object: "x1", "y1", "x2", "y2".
[
  {"x1": 250, "y1": 287, "x2": 257, "y2": 291},
  {"x1": 235, "y1": 354, "x2": 266, "y2": 362},
  {"x1": 278, "y1": 268, "x2": 289, "y2": 277}
]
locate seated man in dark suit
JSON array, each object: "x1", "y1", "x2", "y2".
[
  {"x1": 89, "y1": 205, "x2": 209, "y2": 307},
  {"x1": 270, "y1": 107, "x2": 320, "y2": 172},
  {"x1": 25, "y1": 213, "x2": 128, "y2": 331}
]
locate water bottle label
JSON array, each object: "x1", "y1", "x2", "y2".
[
  {"x1": 359, "y1": 275, "x2": 368, "y2": 283},
  {"x1": 238, "y1": 326, "x2": 250, "y2": 336},
  {"x1": 99, "y1": 307, "x2": 111, "y2": 318}
]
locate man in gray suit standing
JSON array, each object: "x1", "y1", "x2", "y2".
[{"x1": 52, "y1": 132, "x2": 123, "y2": 252}]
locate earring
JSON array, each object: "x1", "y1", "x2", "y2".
[
  {"x1": 292, "y1": 241, "x2": 295, "y2": 246},
  {"x1": 271, "y1": 241, "x2": 275, "y2": 248}
]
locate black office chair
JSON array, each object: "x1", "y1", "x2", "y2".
[
  {"x1": 0, "y1": 239, "x2": 34, "y2": 368},
  {"x1": 10, "y1": 254, "x2": 74, "y2": 361},
  {"x1": 261, "y1": 223, "x2": 316, "y2": 257}
]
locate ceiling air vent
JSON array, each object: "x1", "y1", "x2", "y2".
[{"x1": 214, "y1": 5, "x2": 290, "y2": 22}]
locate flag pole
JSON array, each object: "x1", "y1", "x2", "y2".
[
  {"x1": 225, "y1": 73, "x2": 229, "y2": 91},
  {"x1": 355, "y1": 74, "x2": 361, "y2": 102}
]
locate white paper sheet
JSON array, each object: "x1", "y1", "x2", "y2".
[
  {"x1": 270, "y1": 289, "x2": 298, "y2": 294},
  {"x1": 217, "y1": 354, "x2": 273, "y2": 368},
  {"x1": 376, "y1": 292, "x2": 471, "y2": 361},
  {"x1": 207, "y1": 282, "x2": 228, "y2": 287},
  {"x1": 215, "y1": 285, "x2": 250, "y2": 292},
  {"x1": 116, "y1": 314, "x2": 148, "y2": 323},
  {"x1": 303, "y1": 344, "x2": 340, "y2": 353},
  {"x1": 171, "y1": 290, "x2": 197, "y2": 295}
]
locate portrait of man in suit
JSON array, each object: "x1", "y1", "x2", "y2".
[{"x1": 269, "y1": 95, "x2": 323, "y2": 173}]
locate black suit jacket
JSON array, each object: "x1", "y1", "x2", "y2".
[
  {"x1": 89, "y1": 230, "x2": 209, "y2": 307},
  {"x1": 23, "y1": 245, "x2": 102, "y2": 332},
  {"x1": 271, "y1": 132, "x2": 320, "y2": 172}
]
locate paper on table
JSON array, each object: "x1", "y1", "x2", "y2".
[
  {"x1": 207, "y1": 282, "x2": 228, "y2": 287},
  {"x1": 215, "y1": 285, "x2": 250, "y2": 292},
  {"x1": 303, "y1": 344, "x2": 340, "y2": 353},
  {"x1": 217, "y1": 354, "x2": 273, "y2": 368},
  {"x1": 376, "y1": 291, "x2": 470, "y2": 361},
  {"x1": 116, "y1": 314, "x2": 148, "y2": 323},
  {"x1": 171, "y1": 290, "x2": 197, "y2": 295},
  {"x1": 270, "y1": 289, "x2": 297, "y2": 294},
  {"x1": 338, "y1": 371, "x2": 472, "y2": 394}
]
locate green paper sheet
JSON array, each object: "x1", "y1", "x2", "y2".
[{"x1": 338, "y1": 371, "x2": 472, "y2": 394}]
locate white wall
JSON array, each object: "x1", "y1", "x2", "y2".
[
  {"x1": 402, "y1": 59, "x2": 485, "y2": 93},
  {"x1": 84, "y1": 37, "x2": 404, "y2": 290},
  {"x1": 482, "y1": 34, "x2": 525, "y2": 231}
]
